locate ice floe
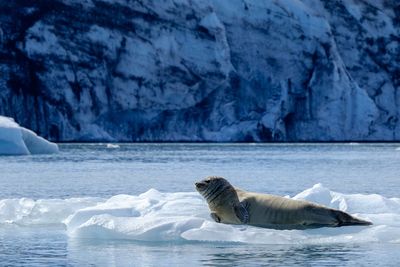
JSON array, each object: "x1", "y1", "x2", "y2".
[{"x1": 0, "y1": 185, "x2": 399, "y2": 244}]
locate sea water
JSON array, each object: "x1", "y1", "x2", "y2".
[{"x1": 0, "y1": 143, "x2": 399, "y2": 266}]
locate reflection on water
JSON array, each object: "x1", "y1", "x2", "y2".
[
  {"x1": 1, "y1": 220, "x2": 400, "y2": 266},
  {"x1": 65, "y1": 239, "x2": 400, "y2": 267},
  {"x1": 0, "y1": 225, "x2": 68, "y2": 266},
  {"x1": 201, "y1": 245, "x2": 363, "y2": 266}
]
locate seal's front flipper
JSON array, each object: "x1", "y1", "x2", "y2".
[
  {"x1": 210, "y1": 212, "x2": 221, "y2": 223},
  {"x1": 234, "y1": 201, "x2": 249, "y2": 224}
]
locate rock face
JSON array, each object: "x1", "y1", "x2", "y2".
[{"x1": 0, "y1": 0, "x2": 399, "y2": 141}]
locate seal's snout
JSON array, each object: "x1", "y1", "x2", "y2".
[
  {"x1": 195, "y1": 179, "x2": 211, "y2": 192},
  {"x1": 195, "y1": 181, "x2": 205, "y2": 189}
]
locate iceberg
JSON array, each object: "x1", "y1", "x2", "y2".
[
  {"x1": 106, "y1": 143, "x2": 120, "y2": 149},
  {"x1": 1, "y1": 185, "x2": 399, "y2": 244},
  {"x1": 0, "y1": 116, "x2": 59, "y2": 155}
]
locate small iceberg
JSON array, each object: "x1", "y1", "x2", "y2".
[
  {"x1": 349, "y1": 142, "x2": 360, "y2": 146},
  {"x1": 1, "y1": 185, "x2": 398, "y2": 244},
  {"x1": 106, "y1": 143, "x2": 120, "y2": 149},
  {"x1": 0, "y1": 116, "x2": 59, "y2": 155}
]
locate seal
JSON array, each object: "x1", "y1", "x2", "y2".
[{"x1": 195, "y1": 176, "x2": 372, "y2": 230}]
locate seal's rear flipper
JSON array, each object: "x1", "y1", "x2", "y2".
[
  {"x1": 334, "y1": 210, "x2": 372, "y2": 226},
  {"x1": 234, "y1": 201, "x2": 249, "y2": 224}
]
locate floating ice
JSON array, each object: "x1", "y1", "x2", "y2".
[
  {"x1": 0, "y1": 185, "x2": 399, "y2": 244},
  {"x1": 0, "y1": 116, "x2": 59, "y2": 155},
  {"x1": 349, "y1": 142, "x2": 360, "y2": 146},
  {"x1": 106, "y1": 143, "x2": 120, "y2": 149}
]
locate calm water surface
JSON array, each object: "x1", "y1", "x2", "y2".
[{"x1": 0, "y1": 143, "x2": 399, "y2": 266}]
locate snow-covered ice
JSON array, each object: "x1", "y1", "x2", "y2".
[
  {"x1": 0, "y1": 116, "x2": 59, "y2": 155},
  {"x1": 1, "y1": 184, "x2": 399, "y2": 244}
]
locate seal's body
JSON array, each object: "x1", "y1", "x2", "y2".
[{"x1": 195, "y1": 176, "x2": 372, "y2": 230}]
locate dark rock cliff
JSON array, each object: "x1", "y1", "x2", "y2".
[{"x1": 0, "y1": 0, "x2": 399, "y2": 141}]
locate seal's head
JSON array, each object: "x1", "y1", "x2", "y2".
[{"x1": 195, "y1": 176, "x2": 236, "y2": 204}]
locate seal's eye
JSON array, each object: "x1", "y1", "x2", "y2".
[{"x1": 205, "y1": 180, "x2": 211, "y2": 184}]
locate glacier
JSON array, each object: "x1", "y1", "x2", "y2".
[
  {"x1": 0, "y1": 0, "x2": 399, "y2": 141},
  {"x1": 0, "y1": 116, "x2": 59, "y2": 155},
  {"x1": 1, "y1": 184, "x2": 399, "y2": 244}
]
